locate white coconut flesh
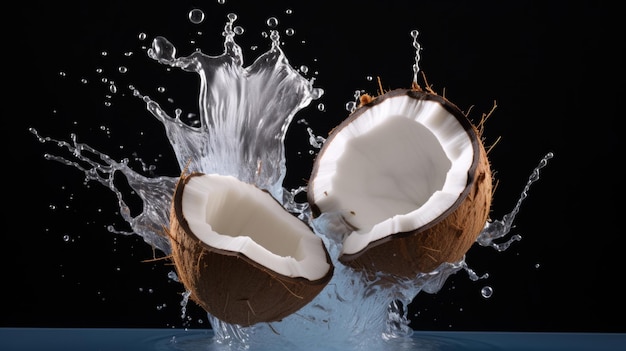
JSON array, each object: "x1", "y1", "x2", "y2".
[
  {"x1": 181, "y1": 174, "x2": 331, "y2": 281},
  {"x1": 311, "y1": 95, "x2": 475, "y2": 255}
]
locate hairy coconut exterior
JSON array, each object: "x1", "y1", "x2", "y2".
[
  {"x1": 169, "y1": 172, "x2": 333, "y2": 327},
  {"x1": 310, "y1": 89, "x2": 493, "y2": 279}
]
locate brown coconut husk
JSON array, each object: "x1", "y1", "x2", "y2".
[
  {"x1": 309, "y1": 84, "x2": 493, "y2": 279},
  {"x1": 169, "y1": 172, "x2": 333, "y2": 326}
]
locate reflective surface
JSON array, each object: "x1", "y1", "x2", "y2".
[{"x1": 2, "y1": 328, "x2": 625, "y2": 351}]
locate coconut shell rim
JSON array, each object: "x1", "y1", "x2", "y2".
[
  {"x1": 171, "y1": 171, "x2": 334, "y2": 285},
  {"x1": 307, "y1": 88, "x2": 483, "y2": 260}
]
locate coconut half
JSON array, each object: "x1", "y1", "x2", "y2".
[
  {"x1": 308, "y1": 88, "x2": 492, "y2": 278},
  {"x1": 169, "y1": 172, "x2": 333, "y2": 326}
]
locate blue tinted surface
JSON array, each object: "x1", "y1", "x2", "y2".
[{"x1": 1, "y1": 328, "x2": 624, "y2": 351}]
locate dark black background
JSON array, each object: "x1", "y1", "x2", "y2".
[{"x1": 8, "y1": 0, "x2": 624, "y2": 333}]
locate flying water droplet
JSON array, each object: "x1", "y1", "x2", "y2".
[
  {"x1": 345, "y1": 101, "x2": 356, "y2": 112},
  {"x1": 410, "y1": 29, "x2": 422, "y2": 85},
  {"x1": 148, "y1": 36, "x2": 177, "y2": 64},
  {"x1": 481, "y1": 286, "x2": 493, "y2": 298},
  {"x1": 266, "y1": 17, "x2": 279, "y2": 28},
  {"x1": 233, "y1": 26, "x2": 244, "y2": 35},
  {"x1": 188, "y1": 9, "x2": 205, "y2": 24}
]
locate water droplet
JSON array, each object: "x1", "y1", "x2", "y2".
[
  {"x1": 217, "y1": 0, "x2": 226, "y2": 4},
  {"x1": 317, "y1": 103, "x2": 325, "y2": 111},
  {"x1": 269, "y1": 30, "x2": 280, "y2": 45},
  {"x1": 299, "y1": 65, "x2": 309, "y2": 74},
  {"x1": 148, "y1": 36, "x2": 176, "y2": 63},
  {"x1": 266, "y1": 17, "x2": 279, "y2": 28},
  {"x1": 285, "y1": 9, "x2": 293, "y2": 14},
  {"x1": 168, "y1": 271, "x2": 179, "y2": 282},
  {"x1": 157, "y1": 86, "x2": 166, "y2": 93},
  {"x1": 118, "y1": 66, "x2": 128, "y2": 73},
  {"x1": 58, "y1": 71, "x2": 66, "y2": 77},
  {"x1": 188, "y1": 9, "x2": 205, "y2": 24},
  {"x1": 285, "y1": 28, "x2": 295, "y2": 36},
  {"x1": 345, "y1": 101, "x2": 356, "y2": 112},
  {"x1": 138, "y1": 32, "x2": 147, "y2": 40},
  {"x1": 311, "y1": 87, "x2": 324, "y2": 100},
  {"x1": 410, "y1": 29, "x2": 423, "y2": 85},
  {"x1": 233, "y1": 26, "x2": 244, "y2": 35},
  {"x1": 101, "y1": 51, "x2": 108, "y2": 57},
  {"x1": 480, "y1": 286, "x2": 493, "y2": 298},
  {"x1": 63, "y1": 234, "x2": 70, "y2": 242}
]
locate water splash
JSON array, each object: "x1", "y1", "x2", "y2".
[
  {"x1": 142, "y1": 13, "x2": 322, "y2": 201},
  {"x1": 33, "y1": 12, "x2": 552, "y2": 351},
  {"x1": 477, "y1": 152, "x2": 554, "y2": 251},
  {"x1": 30, "y1": 130, "x2": 175, "y2": 254}
]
